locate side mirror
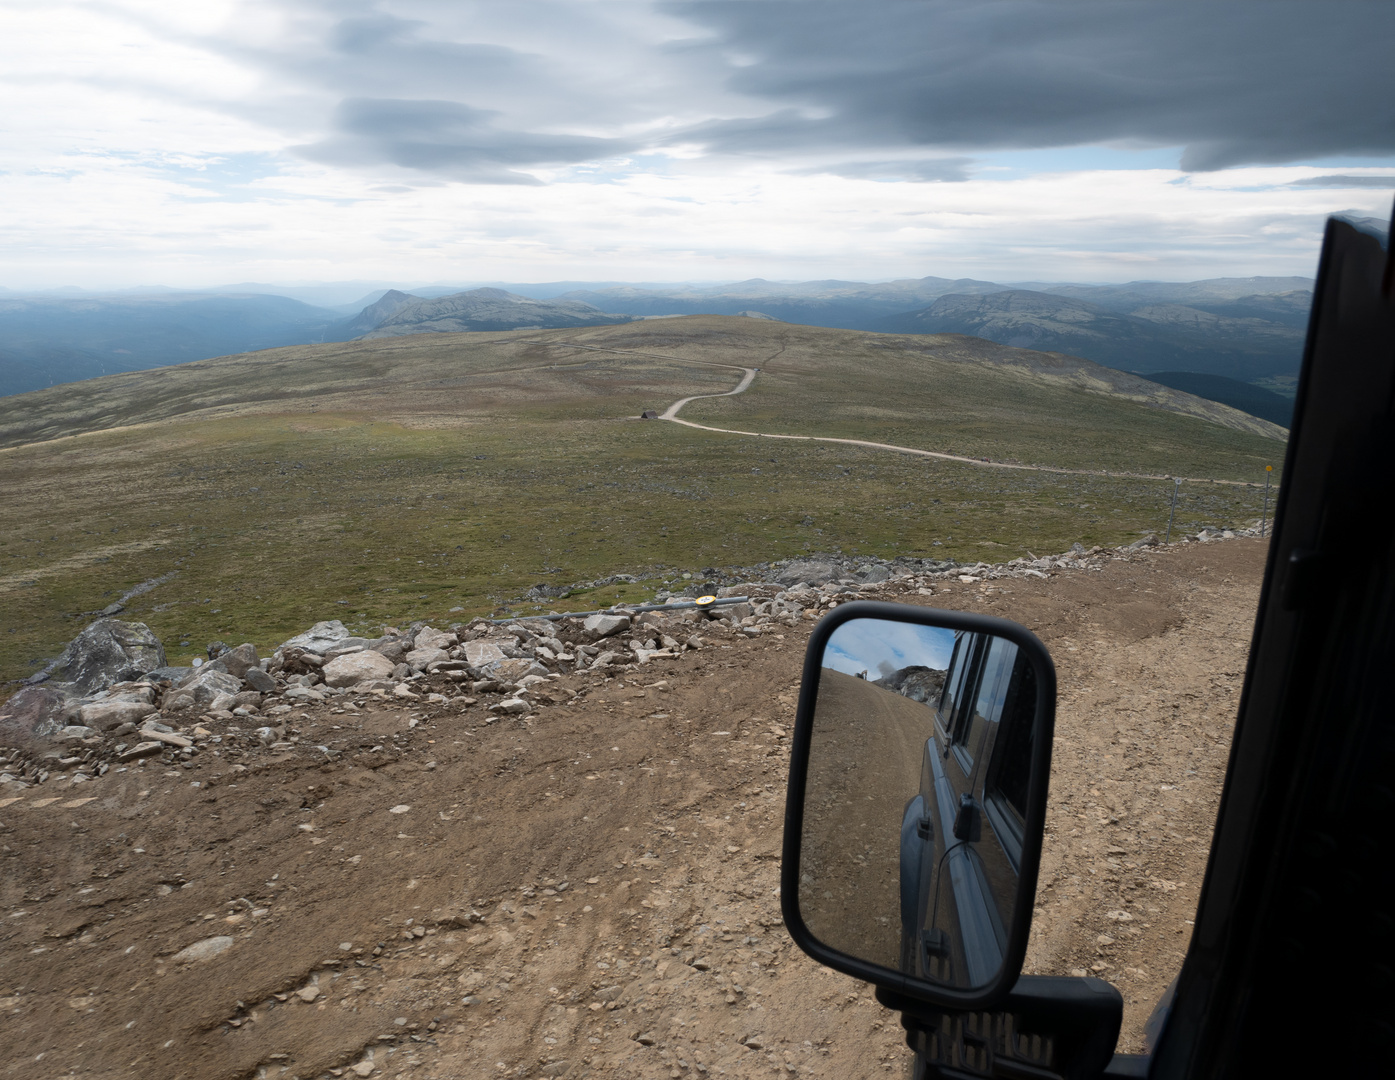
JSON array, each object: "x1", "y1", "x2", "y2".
[{"x1": 781, "y1": 601, "x2": 1056, "y2": 1009}]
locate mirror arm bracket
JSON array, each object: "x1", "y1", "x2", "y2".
[
  {"x1": 876, "y1": 976, "x2": 1124, "y2": 1080},
  {"x1": 953, "y1": 793, "x2": 980, "y2": 842}
]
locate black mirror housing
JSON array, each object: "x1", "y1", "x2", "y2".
[{"x1": 781, "y1": 600, "x2": 1056, "y2": 1010}]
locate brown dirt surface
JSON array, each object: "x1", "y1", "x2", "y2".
[
  {"x1": 0, "y1": 538, "x2": 1266, "y2": 1077},
  {"x1": 799, "y1": 671, "x2": 930, "y2": 970}
]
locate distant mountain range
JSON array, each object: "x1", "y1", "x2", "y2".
[
  {"x1": 549, "y1": 276, "x2": 1007, "y2": 329},
  {"x1": 0, "y1": 288, "x2": 630, "y2": 397},
  {"x1": 880, "y1": 286, "x2": 1310, "y2": 383},
  {"x1": 0, "y1": 276, "x2": 1314, "y2": 426},
  {"x1": 353, "y1": 288, "x2": 631, "y2": 337},
  {"x1": 0, "y1": 293, "x2": 342, "y2": 397}
]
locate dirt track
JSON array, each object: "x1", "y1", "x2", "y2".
[
  {"x1": 0, "y1": 539, "x2": 1266, "y2": 1078},
  {"x1": 799, "y1": 671, "x2": 931, "y2": 971}
]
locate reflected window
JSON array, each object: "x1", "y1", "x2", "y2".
[
  {"x1": 950, "y1": 638, "x2": 987, "y2": 747},
  {"x1": 965, "y1": 638, "x2": 1018, "y2": 758},
  {"x1": 983, "y1": 653, "x2": 1037, "y2": 870},
  {"x1": 937, "y1": 633, "x2": 970, "y2": 731}
]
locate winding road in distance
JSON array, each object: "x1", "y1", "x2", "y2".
[{"x1": 521, "y1": 338, "x2": 1271, "y2": 491}]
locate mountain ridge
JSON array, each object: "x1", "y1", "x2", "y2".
[
  {"x1": 0, "y1": 275, "x2": 1315, "y2": 410},
  {"x1": 883, "y1": 288, "x2": 1307, "y2": 381},
  {"x1": 353, "y1": 287, "x2": 632, "y2": 337},
  {"x1": 0, "y1": 315, "x2": 1285, "y2": 453}
]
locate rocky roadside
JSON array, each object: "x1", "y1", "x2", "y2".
[
  {"x1": 0, "y1": 522, "x2": 1257, "y2": 791},
  {"x1": 0, "y1": 522, "x2": 1261, "y2": 804}
]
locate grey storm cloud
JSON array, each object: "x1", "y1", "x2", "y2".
[
  {"x1": 668, "y1": 0, "x2": 1395, "y2": 171},
  {"x1": 217, "y1": 1, "x2": 1395, "y2": 180},
  {"x1": 1290, "y1": 175, "x2": 1395, "y2": 188},
  {"x1": 296, "y1": 98, "x2": 631, "y2": 184}
]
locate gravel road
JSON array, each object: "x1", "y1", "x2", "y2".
[{"x1": 0, "y1": 539, "x2": 1265, "y2": 1078}]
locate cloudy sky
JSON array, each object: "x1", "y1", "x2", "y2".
[
  {"x1": 824, "y1": 621, "x2": 953, "y2": 680},
  {"x1": 3, "y1": 0, "x2": 1393, "y2": 290}
]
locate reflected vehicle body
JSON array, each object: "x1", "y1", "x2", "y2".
[{"x1": 900, "y1": 630, "x2": 1036, "y2": 989}]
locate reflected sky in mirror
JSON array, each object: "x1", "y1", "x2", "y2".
[{"x1": 825, "y1": 620, "x2": 955, "y2": 679}]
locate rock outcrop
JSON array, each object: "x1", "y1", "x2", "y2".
[
  {"x1": 876, "y1": 665, "x2": 947, "y2": 704},
  {"x1": 52, "y1": 618, "x2": 166, "y2": 695},
  {"x1": 322, "y1": 650, "x2": 396, "y2": 688}
]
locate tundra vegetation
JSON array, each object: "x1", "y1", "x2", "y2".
[{"x1": 0, "y1": 317, "x2": 1282, "y2": 687}]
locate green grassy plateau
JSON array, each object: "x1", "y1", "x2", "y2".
[{"x1": 0, "y1": 317, "x2": 1283, "y2": 685}]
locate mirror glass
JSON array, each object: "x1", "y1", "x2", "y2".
[{"x1": 797, "y1": 617, "x2": 1039, "y2": 991}]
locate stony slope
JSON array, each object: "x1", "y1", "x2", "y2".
[{"x1": 0, "y1": 316, "x2": 1284, "y2": 693}]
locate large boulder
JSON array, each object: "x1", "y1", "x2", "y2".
[
  {"x1": 774, "y1": 560, "x2": 840, "y2": 587},
  {"x1": 143, "y1": 666, "x2": 194, "y2": 684},
  {"x1": 79, "y1": 700, "x2": 157, "y2": 731},
  {"x1": 323, "y1": 638, "x2": 377, "y2": 660},
  {"x1": 485, "y1": 658, "x2": 551, "y2": 683},
  {"x1": 405, "y1": 646, "x2": 449, "y2": 672},
  {"x1": 463, "y1": 640, "x2": 510, "y2": 667},
  {"x1": 0, "y1": 686, "x2": 75, "y2": 739},
  {"x1": 583, "y1": 614, "x2": 630, "y2": 640},
  {"x1": 177, "y1": 668, "x2": 243, "y2": 705},
  {"x1": 278, "y1": 621, "x2": 353, "y2": 654},
  {"x1": 414, "y1": 626, "x2": 457, "y2": 651},
  {"x1": 102, "y1": 684, "x2": 157, "y2": 704},
  {"x1": 243, "y1": 667, "x2": 276, "y2": 694},
  {"x1": 322, "y1": 650, "x2": 396, "y2": 688},
  {"x1": 217, "y1": 644, "x2": 260, "y2": 679},
  {"x1": 53, "y1": 619, "x2": 166, "y2": 695},
  {"x1": 371, "y1": 639, "x2": 408, "y2": 664}
]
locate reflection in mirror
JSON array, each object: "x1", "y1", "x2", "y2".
[{"x1": 798, "y1": 618, "x2": 1037, "y2": 991}]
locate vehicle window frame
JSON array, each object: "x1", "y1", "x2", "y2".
[
  {"x1": 947, "y1": 636, "x2": 987, "y2": 770},
  {"x1": 981, "y1": 652, "x2": 1036, "y2": 872},
  {"x1": 963, "y1": 637, "x2": 1017, "y2": 762},
  {"x1": 936, "y1": 633, "x2": 970, "y2": 734}
]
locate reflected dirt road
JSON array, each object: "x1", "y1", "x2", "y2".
[{"x1": 800, "y1": 669, "x2": 935, "y2": 969}]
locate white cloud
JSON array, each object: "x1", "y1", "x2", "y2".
[
  {"x1": 0, "y1": 1, "x2": 1390, "y2": 288},
  {"x1": 825, "y1": 621, "x2": 955, "y2": 679}
]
